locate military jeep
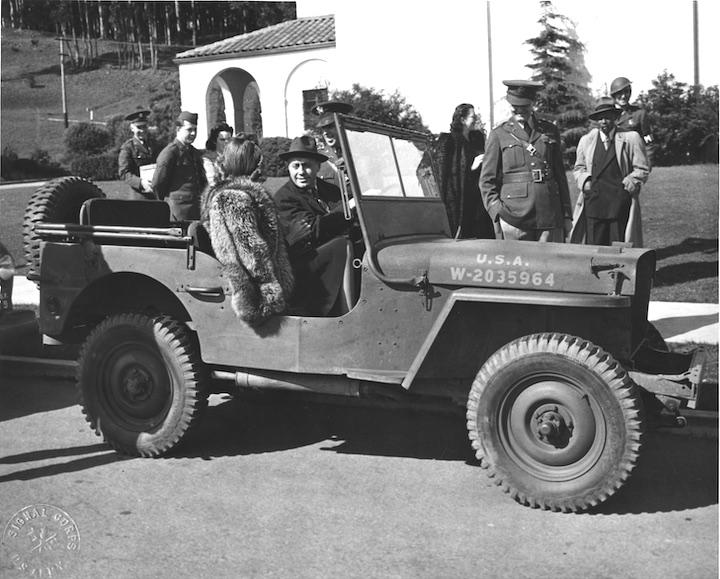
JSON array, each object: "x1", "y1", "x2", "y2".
[{"x1": 23, "y1": 114, "x2": 705, "y2": 512}]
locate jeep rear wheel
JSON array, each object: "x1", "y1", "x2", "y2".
[
  {"x1": 23, "y1": 176, "x2": 105, "y2": 282},
  {"x1": 466, "y1": 333, "x2": 643, "y2": 512},
  {"x1": 77, "y1": 313, "x2": 207, "y2": 457}
]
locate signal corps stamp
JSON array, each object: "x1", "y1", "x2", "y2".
[{"x1": 1, "y1": 504, "x2": 80, "y2": 577}]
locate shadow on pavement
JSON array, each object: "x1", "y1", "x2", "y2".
[
  {"x1": 174, "y1": 392, "x2": 473, "y2": 462},
  {"x1": 0, "y1": 377, "x2": 78, "y2": 422},
  {"x1": 179, "y1": 392, "x2": 717, "y2": 514},
  {"x1": 0, "y1": 446, "x2": 127, "y2": 483},
  {"x1": 592, "y1": 431, "x2": 718, "y2": 515}
]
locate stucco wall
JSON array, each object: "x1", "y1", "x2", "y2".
[{"x1": 178, "y1": 46, "x2": 336, "y2": 144}]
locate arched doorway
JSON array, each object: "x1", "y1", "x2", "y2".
[
  {"x1": 284, "y1": 59, "x2": 330, "y2": 137},
  {"x1": 206, "y1": 68, "x2": 263, "y2": 139}
]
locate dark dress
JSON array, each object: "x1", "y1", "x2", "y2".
[{"x1": 437, "y1": 130, "x2": 494, "y2": 239}]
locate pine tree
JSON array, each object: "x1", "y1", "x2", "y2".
[{"x1": 525, "y1": 0, "x2": 593, "y2": 166}]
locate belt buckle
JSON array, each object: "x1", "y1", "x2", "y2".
[{"x1": 531, "y1": 169, "x2": 544, "y2": 183}]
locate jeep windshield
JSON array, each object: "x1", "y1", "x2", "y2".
[
  {"x1": 344, "y1": 128, "x2": 439, "y2": 199},
  {"x1": 337, "y1": 115, "x2": 451, "y2": 252}
]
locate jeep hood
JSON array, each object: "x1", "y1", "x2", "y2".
[{"x1": 374, "y1": 236, "x2": 656, "y2": 296}]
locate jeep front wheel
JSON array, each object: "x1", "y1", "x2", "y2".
[
  {"x1": 466, "y1": 333, "x2": 643, "y2": 512},
  {"x1": 77, "y1": 313, "x2": 207, "y2": 457}
]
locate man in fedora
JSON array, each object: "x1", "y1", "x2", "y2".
[
  {"x1": 152, "y1": 111, "x2": 207, "y2": 220},
  {"x1": 570, "y1": 98, "x2": 649, "y2": 246},
  {"x1": 118, "y1": 109, "x2": 158, "y2": 199},
  {"x1": 274, "y1": 135, "x2": 355, "y2": 316},
  {"x1": 479, "y1": 80, "x2": 572, "y2": 242}
]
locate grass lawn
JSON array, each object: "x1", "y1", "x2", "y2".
[{"x1": 1, "y1": 28, "x2": 178, "y2": 160}]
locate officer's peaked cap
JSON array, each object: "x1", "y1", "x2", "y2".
[
  {"x1": 503, "y1": 80, "x2": 543, "y2": 105},
  {"x1": 311, "y1": 100, "x2": 354, "y2": 116},
  {"x1": 124, "y1": 109, "x2": 150, "y2": 124},
  {"x1": 610, "y1": 77, "x2": 632, "y2": 95}
]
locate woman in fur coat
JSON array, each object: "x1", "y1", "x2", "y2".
[
  {"x1": 437, "y1": 103, "x2": 494, "y2": 239},
  {"x1": 201, "y1": 137, "x2": 294, "y2": 325}
]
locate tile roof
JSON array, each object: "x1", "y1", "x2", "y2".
[{"x1": 175, "y1": 14, "x2": 335, "y2": 62}]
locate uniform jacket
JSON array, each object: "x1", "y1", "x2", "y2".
[
  {"x1": 617, "y1": 104, "x2": 652, "y2": 141},
  {"x1": 570, "y1": 128, "x2": 649, "y2": 245},
  {"x1": 274, "y1": 178, "x2": 350, "y2": 258},
  {"x1": 152, "y1": 140, "x2": 207, "y2": 220},
  {"x1": 201, "y1": 176, "x2": 294, "y2": 325},
  {"x1": 479, "y1": 116, "x2": 572, "y2": 231},
  {"x1": 118, "y1": 137, "x2": 157, "y2": 198}
]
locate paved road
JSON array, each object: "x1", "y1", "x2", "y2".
[{"x1": 0, "y1": 375, "x2": 717, "y2": 578}]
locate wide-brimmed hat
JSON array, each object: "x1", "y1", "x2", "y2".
[
  {"x1": 589, "y1": 98, "x2": 622, "y2": 120},
  {"x1": 503, "y1": 80, "x2": 543, "y2": 105},
  {"x1": 610, "y1": 77, "x2": 632, "y2": 96},
  {"x1": 278, "y1": 135, "x2": 328, "y2": 163}
]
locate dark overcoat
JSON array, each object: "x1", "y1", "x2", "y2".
[{"x1": 152, "y1": 140, "x2": 207, "y2": 221}]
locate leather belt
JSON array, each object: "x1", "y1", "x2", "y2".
[{"x1": 503, "y1": 170, "x2": 553, "y2": 184}]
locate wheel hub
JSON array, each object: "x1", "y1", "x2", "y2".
[
  {"x1": 122, "y1": 366, "x2": 154, "y2": 402},
  {"x1": 534, "y1": 405, "x2": 573, "y2": 446}
]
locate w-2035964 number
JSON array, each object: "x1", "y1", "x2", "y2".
[{"x1": 449, "y1": 266, "x2": 555, "y2": 287}]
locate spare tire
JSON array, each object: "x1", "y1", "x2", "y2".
[{"x1": 23, "y1": 176, "x2": 105, "y2": 282}]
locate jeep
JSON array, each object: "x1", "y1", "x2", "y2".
[{"x1": 20, "y1": 114, "x2": 705, "y2": 512}]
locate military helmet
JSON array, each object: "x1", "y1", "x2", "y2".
[{"x1": 610, "y1": 77, "x2": 632, "y2": 96}]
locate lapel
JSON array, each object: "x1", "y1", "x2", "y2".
[
  {"x1": 613, "y1": 133, "x2": 628, "y2": 175},
  {"x1": 528, "y1": 116, "x2": 542, "y2": 144},
  {"x1": 593, "y1": 131, "x2": 617, "y2": 176}
]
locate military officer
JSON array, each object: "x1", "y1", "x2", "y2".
[
  {"x1": 118, "y1": 109, "x2": 158, "y2": 199},
  {"x1": 152, "y1": 111, "x2": 207, "y2": 221},
  {"x1": 610, "y1": 76, "x2": 654, "y2": 163},
  {"x1": 479, "y1": 80, "x2": 572, "y2": 242},
  {"x1": 313, "y1": 100, "x2": 354, "y2": 190}
]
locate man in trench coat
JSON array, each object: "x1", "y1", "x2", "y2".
[{"x1": 569, "y1": 98, "x2": 649, "y2": 246}]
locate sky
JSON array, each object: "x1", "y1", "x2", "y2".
[{"x1": 297, "y1": 0, "x2": 719, "y2": 132}]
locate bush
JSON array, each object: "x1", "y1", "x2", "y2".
[
  {"x1": 260, "y1": 137, "x2": 291, "y2": 177},
  {"x1": 69, "y1": 151, "x2": 118, "y2": 181},
  {"x1": 1, "y1": 146, "x2": 67, "y2": 181},
  {"x1": 64, "y1": 122, "x2": 113, "y2": 156}
]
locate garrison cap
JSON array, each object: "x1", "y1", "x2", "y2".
[
  {"x1": 503, "y1": 80, "x2": 543, "y2": 106},
  {"x1": 610, "y1": 77, "x2": 632, "y2": 95},
  {"x1": 124, "y1": 109, "x2": 150, "y2": 125},
  {"x1": 177, "y1": 111, "x2": 198, "y2": 125},
  {"x1": 588, "y1": 97, "x2": 621, "y2": 120}
]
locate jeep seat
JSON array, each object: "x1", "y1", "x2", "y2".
[{"x1": 79, "y1": 198, "x2": 170, "y2": 227}]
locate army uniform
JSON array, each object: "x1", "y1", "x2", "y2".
[
  {"x1": 118, "y1": 137, "x2": 157, "y2": 199},
  {"x1": 152, "y1": 140, "x2": 207, "y2": 221},
  {"x1": 610, "y1": 76, "x2": 654, "y2": 164},
  {"x1": 480, "y1": 116, "x2": 572, "y2": 239}
]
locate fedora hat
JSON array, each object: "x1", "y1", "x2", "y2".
[
  {"x1": 278, "y1": 135, "x2": 328, "y2": 163},
  {"x1": 589, "y1": 98, "x2": 621, "y2": 120},
  {"x1": 503, "y1": 79, "x2": 543, "y2": 106}
]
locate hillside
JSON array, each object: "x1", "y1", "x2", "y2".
[{"x1": 1, "y1": 28, "x2": 179, "y2": 162}]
